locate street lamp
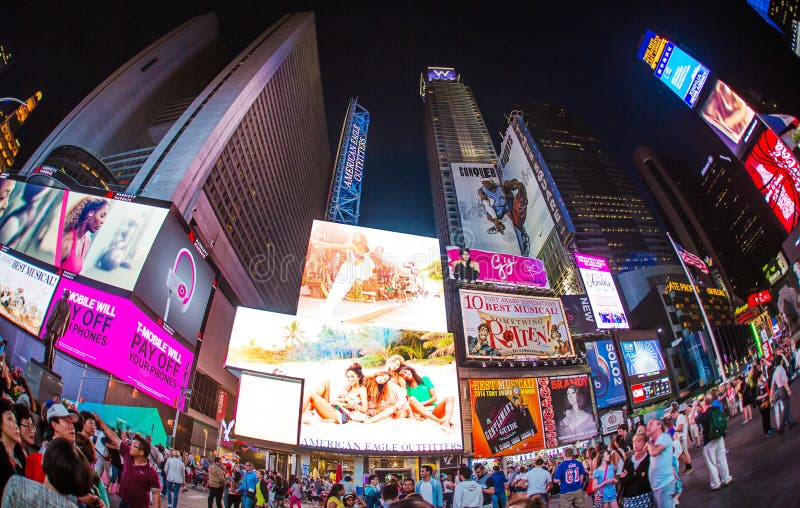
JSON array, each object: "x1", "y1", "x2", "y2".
[{"x1": 203, "y1": 428, "x2": 208, "y2": 456}]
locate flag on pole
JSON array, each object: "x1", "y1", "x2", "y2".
[{"x1": 674, "y1": 242, "x2": 709, "y2": 274}]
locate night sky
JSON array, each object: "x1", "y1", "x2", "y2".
[{"x1": 4, "y1": 1, "x2": 800, "y2": 238}]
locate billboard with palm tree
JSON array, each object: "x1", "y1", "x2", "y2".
[{"x1": 225, "y1": 307, "x2": 461, "y2": 453}]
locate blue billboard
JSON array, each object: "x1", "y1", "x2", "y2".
[
  {"x1": 655, "y1": 43, "x2": 709, "y2": 108},
  {"x1": 585, "y1": 340, "x2": 627, "y2": 409}
]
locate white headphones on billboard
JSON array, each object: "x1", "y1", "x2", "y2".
[{"x1": 164, "y1": 248, "x2": 196, "y2": 322}]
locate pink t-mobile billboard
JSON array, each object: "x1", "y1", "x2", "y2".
[{"x1": 40, "y1": 278, "x2": 193, "y2": 408}]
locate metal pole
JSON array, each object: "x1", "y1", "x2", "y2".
[
  {"x1": 666, "y1": 233, "x2": 727, "y2": 382},
  {"x1": 76, "y1": 364, "x2": 88, "y2": 409},
  {"x1": 172, "y1": 396, "x2": 181, "y2": 447}
]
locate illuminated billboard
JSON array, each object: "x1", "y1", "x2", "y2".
[
  {"x1": 226, "y1": 307, "x2": 462, "y2": 453},
  {"x1": 573, "y1": 253, "x2": 629, "y2": 329},
  {"x1": 637, "y1": 30, "x2": 710, "y2": 108},
  {"x1": 700, "y1": 80, "x2": 759, "y2": 157},
  {"x1": 743, "y1": 127, "x2": 800, "y2": 232},
  {"x1": 40, "y1": 278, "x2": 194, "y2": 408},
  {"x1": 427, "y1": 67, "x2": 457, "y2": 81},
  {"x1": 619, "y1": 338, "x2": 671, "y2": 408},
  {"x1": 445, "y1": 246, "x2": 548, "y2": 288},
  {"x1": 0, "y1": 250, "x2": 60, "y2": 336},
  {"x1": 469, "y1": 374, "x2": 596, "y2": 458},
  {"x1": 326, "y1": 99, "x2": 369, "y2": 226},
  {"x1": 233, "y1": 372, "x2": 303, "y2": 446},
  {"x1": 458, "y1": 289, "x2": 574, "y2": 360},
  {"x1": 0, "y1": 178, "x2": 169, "y2": 290},
  {"x1": 584, "y1": 340, "x2": 628, "y2": 409},
  {"x1": 560, "y1": 295, "x2": 596, "y2": 336},
  {"x1": 132, "y1": 213, "x2": 216, "y2": 344},
  {"x1": 297, "y1": 220, "x2": 446, "y2": 332}
]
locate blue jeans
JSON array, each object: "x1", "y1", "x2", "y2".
[
  {"x1": 651, "y1": 480, "x2": 675, "y2": 508},
  {"x1": 167, "y1": 482, "x2": 183, "y2": 508},
  {"x1": 242, "y1": 495, "x2": 255, "y2": 508}
]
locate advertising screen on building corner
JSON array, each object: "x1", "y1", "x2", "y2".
[
  {"x1": 743, "y1": 126, "x2": 800, "y2": 232},
  {"x1": 573, "y1": 253, "x2": 629, "y2": 329},
  {"x1": 234, "y1": 372, "x2": 303, "y2": 446},
  {"x1": 40, "y1": 278, "x2": 194, "y2": 408},
  {"x1": 226, "y1": 306, "x2": 462, "y2": 453},
  {"x1": 699, "y1": 80, "x2": 759, "y2": 158},
  {"x1": 637, "y1": 30, "x2": 709, "y2": 108},
  {"x1": 584, "y1": 340, "x2": 628, "y2": 409}
]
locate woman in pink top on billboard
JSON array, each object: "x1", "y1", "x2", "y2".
[{"x1": 59, "y1": 197, "x2": 109, "y2": 274}]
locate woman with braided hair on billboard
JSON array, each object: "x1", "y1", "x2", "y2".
[{"x1": 59, "y1": 196, "x2": 109, "y2": 274}]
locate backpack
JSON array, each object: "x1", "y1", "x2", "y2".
[{"x1": 708, "y1": 407, "x2": 727, "y2": 440}]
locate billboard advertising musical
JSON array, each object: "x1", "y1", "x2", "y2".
[
  {"x1": 0, "y1": 177, "x2": 169, "y2": 290},
  {"x1": 469, "y1": 378, "x2": 544, "y2": 458},
  {"x1": 743, "y1": 126, "x2": 800, "y2": 232},
  {"x1": 459, "y1": 289, "x2": 574, "y2": 360},
  {"x1": 445, "y1": 246, "x2": 548, "y2": 288},
  {"x1": 469, "y1": 374, "x2": 597, "y2": 457},
  {"x1": 297, "y1": 220, "x2": 446, "y2": 333},
  {"x1": 226, "y1": 306, "x2": 462, "y2": 453},
  {"x1": 573, "y1": 253, "x2": 629, "y2": 329},
  {"x1": 40, "y1": 278, "x2": 194, "y2": 408},
  {"x1": 584, "y1": 340, "x2": 627, "y2": 409},
  {"x1": 132, "y1": 213, "x2": 216, "y2": 344},
  {"x1": 0, "y1": 250, "x2": 60, "y2": 336}
]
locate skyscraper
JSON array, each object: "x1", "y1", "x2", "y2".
[
  {"x1": 514, "y1": 102, "x2": 675, "y2": 272},
  {"x1": 421, "y1": 67, "x2": 498, "y2": 248}
]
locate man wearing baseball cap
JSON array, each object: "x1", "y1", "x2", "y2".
[{"x1": 26, "y1": 404, "x2": 80, "y2": 483}]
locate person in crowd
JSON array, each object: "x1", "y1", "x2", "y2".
[
  {"x1": 591, "y1": 450, "x2": 618, "y2": 508},
  {"x1": 2, "y1": 438, "x2": 100, "y2": 507},
  {"x1": 507, "y1": 497, "x2": 546, "y2": 508},
  {"x1": 509, "y1": 465, "x2": 528, "y2": 495},
  {"x1": 12, "y1": 403, "x2": 37, "y2": 456},
  {"x1": 619, "y1": 433, "x2": 652, "y2": 507},
  {"x1": 473, "y1": 463, "x2": 495, "y2": 508},
  {"x1": 382, "y1": 482, "x2": 400, "y2": 508},
  {"x1": 415, "y1": 465, "x2": 443, "y2": 508},
  {"x1": 739, "y1": 373, "x2": 755, "y2": 424},
  {"x1": 342, "y1": 475, "x2": 356, "y2": 496},
  {"x1": 454, "y1": 465, "x2": 483, "y2": 508},
  {"x1": 671, "y1": 404, "x2": 692, "y2": 475},
  {"x1": 95, "y1": 417, "x2": 161, "y2": 508},
  {"x1": 207, "y1": 456, "x2": 227, "y2": 508},
  {"x1": 488, "y1": 465, "x2": 506, "y2": 508},
  {"x1": 0, "y1": 397, "x2": 25, "y2": 493},
  {"x1": 73, "y1": 427, "x2": 110, "y2": 507},
  {"x1": 524, "y1": 458, "x2": 551, "y2": 502},
  {"x1": 238, "y1": 462, "x2": 259, "y2": 508},
  {"x1": 289, "y1": 475, "x2": 304, "y2": 508},
  {"x1": 442, "y1": 473, "x2": 455, "y2": 508},
  {"x1": 364, "y1": 474, "x2": 381, "y2": 508},
  {"x1": 771, "y1": 354, "x2": 794, "y2": 433},
  {"x1": 645, "y1": 418, "x2": 675, "y2": 508},
  {"x1": 552, "y1": 448, "x2": 585, "y2": 508},
  {"x1": 696, "y1": 393, "x2": 733, "y2": 491},
  {"x1": 327, "y1": 483, "x2": 346, "y2": 508},
  {"x1": 26, "y1": 402, "x2": 77, "y2": 482},
  {"x1": 399, "y1": 478, "x2": 417, "y2": 500},
  {"x1": 228, "y1": 465, "x2": 243, "y2": 508},
  {"x1": 755, "y1": 371, "x2": 774, "y2": 437},
  {"x1": 607, "y1": 439, "x2": 626, "y2": 473},
  {"x1": 164, "y1": 449, "x2": 186, "y2": 508}
]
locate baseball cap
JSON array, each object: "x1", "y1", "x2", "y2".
[
  {"x1": 47, "y1": 404, "x2": 79, "y2": 422},
  {"x1": 678, "y1": 403, "x2": 688, "y2": 412}
]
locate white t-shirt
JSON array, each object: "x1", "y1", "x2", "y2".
[
  {"x1": 675, "y1": 413, "x2": 688, "y2": 438},
  {"x1": 419, "y1": 481, "x2": 434, "y2": 505},
  {"x1": 772, "y1": 364, "x2": 788, "y2": 392},
  {"x1": 524, "y1": 468, "x2": 551, "y2": 496}
]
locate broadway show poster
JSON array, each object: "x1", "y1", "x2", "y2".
[
  {"x1": 40, "y1": 278, "x2": 194, "y2": 408},
  {"x1": 549, "y1": 374, "x2": 598, "y2": 444},
  {"x1": 297, "y1": 220, "x2": 446, "y2": 333},
  {"x1": 459, "y1": 289, "x2": 574, "y2": 359},
  {"x1": 226, "y1": 306, "x2": 462, "y2": 453},
  {"x1": 450, "y1": 163, "x2": 529, "y2": 257},
  {"x1": 0, "y1": 251, "x2": 60, "y2": 336},
  {"x1": 0, "y1": 178, "x2": 65, "y2": 266},
  {"x1": 445, "y1": 246, "x2": 548, "y2": 288},
  {"x1": 469, "y1": 378, "x2": 544, "y2": 458}
]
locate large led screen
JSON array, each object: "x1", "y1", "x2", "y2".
[
  {"x1": 0, "y1": 178, "x2": 169, "y2": 290},
  {"x1": 560, "y1": 295, "x2": 597, "y2": 336},
  {"x1": 469, "y1": 374, "x2": 596, "y2": 458},
  {"x1": 234, "y1": 372, "x2": 303, "y2": 446},
  {"x1": 700, "y1": 80, "x2": 758, "y2": 157},
  {"x1": 584, "y1": 340, "x2": 627, "y2": 409},
  {"x1": 40, "y1": 278, "x2": 194, "y2": 408},
  {"x1": 0, "y1": 250, "x2": 60, "y2": 336},
  {"x1": 619, "y1": 339, "x2": 667, "y2": 379},
  {"x1": 297, "y1": 220, "x2": 446, "y2": 333},
  {"x1": 654, "y1": 43, "x2": 709, "y2": 108},
  {"x1": 573, "y1": 253, "x2": 629, "y2": 329},
  {"x1": 743, "y1": 127, "x2": 800, "y2": 232},
  {"x1": 459, "y1": 289, "x2": 574, "y2": 359},
  {"x1": 226, "y1": 307, "x2": 462, "y2": 453},
  {"x1": 132, "y1": 213, "x2": 216, "y2": 344},
  {"x1": 445, "y1": 246, "x2": 548, "y2": 288}
]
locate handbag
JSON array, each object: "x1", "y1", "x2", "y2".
[{"x1": 592, "y1": 467, "x2": 610, "y2": 508}]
